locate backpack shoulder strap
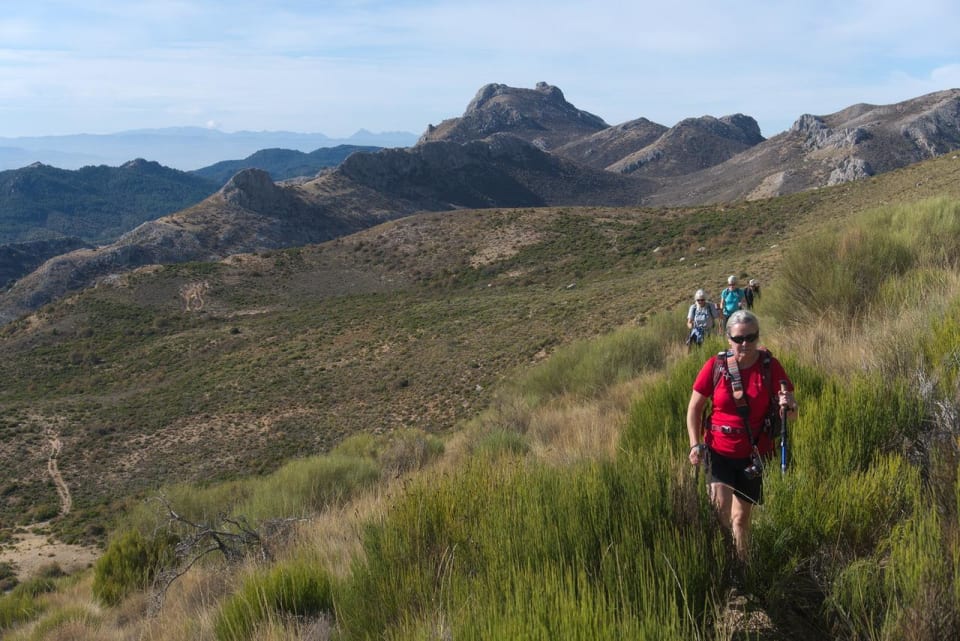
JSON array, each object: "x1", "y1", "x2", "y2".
[{"x1": 711, "y1": 351, "x2": 729, "y2": 388}]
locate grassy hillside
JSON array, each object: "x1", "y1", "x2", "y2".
[
  {"x1": 2, "y1": 154, "x2": 960, "y2": 638},
  {"x1": 2, "y1": 155, "x2": 960, "y2": 539}
]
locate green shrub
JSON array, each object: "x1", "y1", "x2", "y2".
[
  {"x1": 214, "y1": 560, "x2": 333, "y2": 641},
  {"x1": 0, "y1": 561, "x2": 16, "y2": 592},
  {"x1": 0, "y1": 575, "x2": 58, "y2": 630},
  {"x1": 767, "y1": 222, "x2": 913, "y2": 324},
  {"x1": 235, "y1": 453, "x2": 380, "y2": 521},
  {"x1": 823, "y1": 504, "x2": 957, "y2": 640},
  {"x1": 468, "y1": 429, "x2": 530, "y2": 458},
  {"x1": 92, "y1": 528, "x2": 177, "y2": 606},
  {"x1": 331, "y1": 432, "x2": 379, "y2": 459},
  {"x1": 514, "y1": 315, "x2": 676, "y2": 403},
  {"x1": 767, "y1": 198, "x2": 960, "y2": 326},
  {"x1": 0, "y1": 591, "x2": 40, "y2": 631},
  {"x1": 378, "y1": 429, "x2": 445, "y2": 476},
  {"x1": 18, "y1": 604, "x2": 101, "y2": 639},
  {"x1": 122, "y1": 480, "x2": 253, "y2": 536}
]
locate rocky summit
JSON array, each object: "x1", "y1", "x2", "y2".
[{"x1": 418, "y1": 81, "x2": 609, "y2": 150}]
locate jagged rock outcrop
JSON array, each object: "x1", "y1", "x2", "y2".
[
  {"x1": 418, "y1": 82, "x2": 609, "y2": 150},
  {"x1": 608, "y1": 114, "x2": 765, "y2": 177},
  {"x1": 792, "y1": 114, "x2": 871, "y2": 151},
  {"x1": 553, "y1": 118, "x2": 669, "y2": 170},
  {"x1": 647, "y1": 88, "x2": 960, "y2": 205}
]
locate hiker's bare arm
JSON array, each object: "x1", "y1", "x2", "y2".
[{"x1": 686, "y1": 391, "x2": 708, "y2": 448}]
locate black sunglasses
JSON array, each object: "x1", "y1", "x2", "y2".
[{"x1": 728, "y1": 332, "x2": 759, "y2": 344}]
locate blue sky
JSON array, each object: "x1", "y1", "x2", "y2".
[{"x1": 1, "y1": 0, "x2": 959, "y2": 139}]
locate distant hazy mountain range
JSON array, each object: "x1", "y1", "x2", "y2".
[{"x1": 0, "y1": 127, "x2": 418, "y2": 171}]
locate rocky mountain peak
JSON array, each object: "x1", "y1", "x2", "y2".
[
  {"x1": 419, "y1": 82, "x2": 608, "y2": 149},
  {"x1": 220, "y1": 168, "x2": 287, "y2": 211}
]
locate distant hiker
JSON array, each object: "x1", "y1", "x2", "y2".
[
  {"x1": 743, "y1": 280, "x2": 755, "y2": 309},
  {"x1": 749, "y1": 279, "x2": 761, "y2": 302},
  {"x1": 719, "y1": 275, "x2": 745, "y2": 328},
  {"x1": 685, "y1": 310, "x2": 797, "y2": 561},
  {"x1": 686, "y1": 289, "x2": 720, "y2": 347}
]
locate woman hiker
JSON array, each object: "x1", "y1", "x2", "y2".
[
  {"x1": 719, "y1": 274, "x2": 746, "y2": 330},
  {"x1": 685, "y1": 310, "x2": 797, "y2": 561},
  {"x1": 686, "y1": 289, "x2": 721, "y2": 347}
]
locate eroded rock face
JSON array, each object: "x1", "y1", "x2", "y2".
[
  {"x1": 899, "y1": 98, "x2": 960, "y2": 156},
  {"x1": 828, "y1": 157, "x2": 874, "y2": 185},
  {"x1": 608, "y1": 114, "x2": 765, "y2": 177},
  {"x1": 220, "y1": 168, "x2": 289, "y2": 211},
  {"x1": 418, "y1": 82, "x2": 609, "y2": 149},
  {"x1": 792, "y1": 115, "x2": 871, "y2": 151}
]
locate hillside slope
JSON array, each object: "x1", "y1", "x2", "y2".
[
  {"x1": 0, "y1": 135, "x2": 654, "y2": 324},
  {"x1": 2, "y1": 153, "x2": 959, "y2": 537},
  {"x1": 0, "y1": 160, "x2": 218, "y2": 245}
]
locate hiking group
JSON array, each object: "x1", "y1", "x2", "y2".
[
  {"x1": 685, "y1": 274, "x2": 760, "y2": 347},
  {"x1": 683, "y1": 276, "x2": 795, "y2": 563}
]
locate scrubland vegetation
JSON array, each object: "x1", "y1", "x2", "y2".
[{"x1": 4, "y1": 194, "x2": 960, "y2": 640}]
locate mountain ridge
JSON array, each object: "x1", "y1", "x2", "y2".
[{"x1": 4, "y1": 83, "x2": 960, "y2": 325}]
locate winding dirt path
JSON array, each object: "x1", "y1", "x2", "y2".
[
  {"x1": 44, "y1": 429, "x2": 72, "y2": 516},
  {"x1": 0, "y1": 425, "x2": 97, "y2": 581}
]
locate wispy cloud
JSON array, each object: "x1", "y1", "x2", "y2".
[{"x1": 0, "y1": 0, "x2": 958, "y2": 138}]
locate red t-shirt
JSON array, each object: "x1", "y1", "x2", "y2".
[{"x1": 693, "y1": 351, "x2": 792, "y2": 458}]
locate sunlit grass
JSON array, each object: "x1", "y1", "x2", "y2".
[{"x1": 10, "y1": 193, "x2": 960, "y2": 640}]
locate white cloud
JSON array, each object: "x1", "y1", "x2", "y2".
[{"x1": 0, "y1": 1, "x2": 958, "y2": 138}]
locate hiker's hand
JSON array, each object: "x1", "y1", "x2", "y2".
[
  {"x1": 778, "y1": 389, "x2": 797, "y2": 412},
  {"x1": 688, "y1": 444, "x2": 705, "y2": 465}
]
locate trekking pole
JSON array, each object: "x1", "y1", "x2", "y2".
[{"x1": 779, "y1": 380, "x2": 789, "y2": 475}]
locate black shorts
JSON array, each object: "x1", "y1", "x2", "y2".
[{"x1": 706, "y1": 448, "x2": 764, "y2": 505}]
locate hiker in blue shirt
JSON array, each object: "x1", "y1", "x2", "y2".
[
  {"x1": 720, "y1": 275, "x2": 745, "y2": 329},
  {"x1": 686, "y1": 289, "x2": 720, "y2": 347}
]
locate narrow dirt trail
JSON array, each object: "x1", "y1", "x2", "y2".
[
  {"x1": 0, "y1": 423, "x2": 98, "y2": 580},
  {"x1": 44, "y1": 428, "x2": 72, "y2": 516}
]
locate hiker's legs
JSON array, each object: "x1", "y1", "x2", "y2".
[
  {"x1": 730, "y1": 495, "x2": 753, "y2": 560},
  {"x1": 709, "y1": 482, "x2": 753, "y2": 561}
]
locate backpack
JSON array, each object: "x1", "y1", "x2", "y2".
[
  {"x1": 689, "y1": 302, "x2": 718, "y2": 326},
  {"x1": 704, "y1": 348, "x2": 781, "y2": 440}
]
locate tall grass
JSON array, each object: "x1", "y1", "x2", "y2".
[
  {"x1": 510, "y1": 311, "x2": 679, "y2": 403},
  {"x1": 335, "y1": 455, "x2": 727, "y2": 640},
  {"x1": 744, "y1": 197, "x2": 960, "y2": 638},
  {"x1": 0, "y1": 575, "x2": 60, "y2": 633},
  {"x1": 765, "y1": 197, "x2": 960, "y2": 327},
  {"x1": 213, "y1": 559, "x2": 333, "y2": 641}
]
